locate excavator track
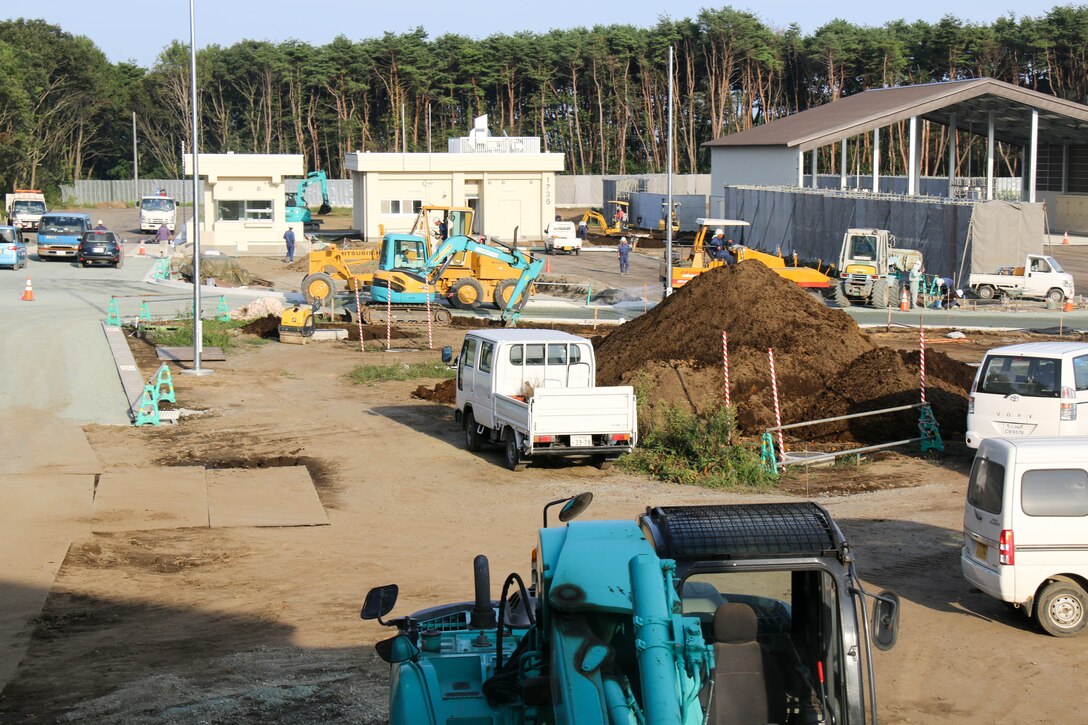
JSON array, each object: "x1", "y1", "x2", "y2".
[{"x1": 359, "y1": 304, "x2": 453, "y2": 326}]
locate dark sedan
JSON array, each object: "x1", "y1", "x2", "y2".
[{"x1": 77, "y1": 231, "x2": 123, "y2": 268}]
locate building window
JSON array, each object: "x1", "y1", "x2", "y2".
[
  {"x1": 381, "y1": 199, "x2": 423, "y2": 215},
  {"x1": 217, "y1": 200, "x2": 273, "y2": 221}
]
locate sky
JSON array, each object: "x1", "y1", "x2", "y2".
[{"x1": 7, "y1": 0, "x2": 1040, "y2": 69}]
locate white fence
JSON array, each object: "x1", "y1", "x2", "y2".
[
  {"x1": 556, "y1": 174, "x2": 712, "y2": 207},
  {"x1": 61, "y1": 178, "x2": 354, "y2": 208}
]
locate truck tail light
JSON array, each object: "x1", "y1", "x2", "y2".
[
  {"x1": 968, "y1": 395, "x2": 974, "y2": 414},
  {"x1": 999, "y1": 529, "x2": 1015, "y2": 565},
  {"x1": 609, "y1": 434, "x2": 629, "y2": 441},
  {"x1": 533, "y1": 435, "x2": 554, "y2": 444},
  {"x1": 1060, "y1": 387, "x2": 1076, "y2": 421}
]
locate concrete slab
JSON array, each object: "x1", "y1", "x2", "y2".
[
  {"x1": 0, "y1": 413, "x2": 102, "y2": 475},
  {"x1": 207, "y1": 467, "x2": 328, "y2": 528},
  {"x1": 92, "y1": 466, "x2": 209, "y2": 532},
  {"x1": 0, "y1": 473, "x2": 95, "y2": 525}
]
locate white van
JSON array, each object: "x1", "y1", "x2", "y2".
[
  {"x1": 962, "y1": 437, "x2": 1088, "y2": 636},
  {"x1": 966, "y1": 342, "x2": 1088, "y2": 448}
]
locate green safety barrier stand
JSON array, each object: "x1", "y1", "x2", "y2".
[
  {"x1": 760, "y1": 431, "x2": 779, "y2": 476},
  {"x1": 918, "y1": 403, "x2": 944, "y2": 453},
  {"x1": 216, "y1": 296, "x2": 230, "y2": 322},
  {"x1": 134, "y1": 384, "x2": 160, "y2": 426},
  {"x1": 139, "y1": 301, "x2": 152, "y2": 322},
  {"x1": 106, "y1": 297, "x2": 122, "y2": 326},
  {"x1": 155, "y1": 364, "x2": 176, "y2": 404},
  {"x1": 585, "y1": 284, "x2": 592, "y2": 306},
  {"x1": 157, "y1": 258, "x2": 171, "y2": 280}
]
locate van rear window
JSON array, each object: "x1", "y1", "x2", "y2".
[
  {"x1": 1021, "y1": 469, "x2": 1088, "y2": 517},
  {"x1": 978, "y1": 355, "x2": 1060, "y2": 398},
  {"x1": 967, "y1": 456, "x2": 1005, "y2": 514}
]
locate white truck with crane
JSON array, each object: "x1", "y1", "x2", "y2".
[{"x1": 455, "y1": 329, "x2": 637, "y2": 470}]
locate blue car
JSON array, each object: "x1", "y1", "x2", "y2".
[{"x1": 0, "y1": 226, "x2": 27, "y2": 270}]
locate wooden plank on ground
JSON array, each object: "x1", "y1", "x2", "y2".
[
  {"x1": 207, "y1": 467, "x2": 328, "y2": 528},
  {"x1": 156, "y1": 346, "x2": 227, "y2": 362}
]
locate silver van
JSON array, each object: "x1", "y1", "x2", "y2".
[{"x1": 961, "y1": 436, "x2": 1088, "y2": 636}]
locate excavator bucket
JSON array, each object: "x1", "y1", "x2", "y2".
[{"x1": 318, "y1": 202, "x2": 333, "y2": 216}]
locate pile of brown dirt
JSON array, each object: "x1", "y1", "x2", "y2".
[
  {"x1": 240, "y1": 314, "x2": 280, "y2": 338},
  {"x1": 412, "y1": 378, "x2": 456, "y2": 404},
  {"x1": 595, "y1": 261, "x2": 971, "y2": 443}
]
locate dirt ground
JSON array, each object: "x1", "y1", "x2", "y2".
[{"x1": 4, "y1": 302, "x2": 1088, "y2": 721}]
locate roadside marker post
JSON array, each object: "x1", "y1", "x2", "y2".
[
  {"x1": 354, "y1": 286, "x2": 365, "y2": 353},
  {"x1": 768, "y1": 348, "x2": 785, "y2": 458},
  {"x1": 722, "y1": 331, "x2": 731, "y2": 408}
]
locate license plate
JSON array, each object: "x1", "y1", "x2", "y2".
[
  {"x1": 570, "y1": 435, "x2": 592, "y2": 447},
  {"x1": 1002, "y1": 423, "x2": 1025, "y2": 435},
  {"x1": 92, "y1": 246, "x2": 104, "y2": 253},
  {"x1": 975, "y1": 542, "x2": 988, "y2": 560}
]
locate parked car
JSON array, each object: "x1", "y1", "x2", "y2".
[
  {"x1": 961, "y1": 436, "x2": 1088, "y2": 636},
  {"x1": 966, "y1": 342, "x2": 1088, "y2": 448},
  {"x1": 0, "y1": 226, "x2": 27, "y2": 269},
  {"x1": 77, "y1": 230, "x2": 123, "y2": 268}
]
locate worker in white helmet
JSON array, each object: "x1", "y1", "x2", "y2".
[
  {"x1": 617, "y1": 237, "x2": 631, "y2": 275},
  {"x1": 706, "y1": 227, "x2": 726, "y2": 260}
]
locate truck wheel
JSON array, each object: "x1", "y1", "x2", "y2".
[
  {"x1": 593, "y1": 456, "x2": 613, "y2": 471},
  {"x1": 450, "y1": 278, "x2": 484, "y2": 310},
  {"x1": 1036, "y1": 580, "x2": 1088, "y2": 637},
  {"x1": 976, "y1": 285, "x2": 996, "y2": 301},
  {"x1": 1047, "y1": 288, "x2": 1066, "y2": 304},
  {"x1": 302, "y1": 272, "x2": 336, "y2": 303},
  {"x1": 464, "y1": 411, "x2": 482, "y2": 452},
  {"x1": 833, "y1": 281, "x2": 852, "y2": 308},
  {"x1": 869, "y1": 278, "x2": 890, "y2": 308},
  {"x1": 504, "y1": 434, "x2": 526, "y2": 472}
]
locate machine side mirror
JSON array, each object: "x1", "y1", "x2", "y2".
[
  {"x1": 375, "y1": 633, "x2": 420, "y2": 664},
  {"x1": 441, "y1": 345, "x2": 453, "y2": 364},
  {"x1": 361, "y1": 584, "x2": 399, "y2": 622},
  {"x1": 870, "y1": 590, "x2": 900, "y2": 651},
  {"x1": 558, "y1": 492, "x2": 593, "y2": 522}
]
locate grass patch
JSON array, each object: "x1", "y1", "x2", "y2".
[
  {"x1": 619, "y1": 404, "x2": 776, "y2": 489},
  {"x1": 348, "y1": 361, "x2": 455, "y2": 385},
  {"x1": 142, "y1": 319, "x2": 252, "y2": 351}
]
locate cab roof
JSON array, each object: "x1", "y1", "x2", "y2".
[
  {"x1": 985, "y1": 342, "x2": 1088, "y2": 357},
  {"x1": 980, "y1": 436, "x2": 1088, "y2": 463},
  {"x1": 465, "y1": 329, "x2": 589, "y2": 344}
]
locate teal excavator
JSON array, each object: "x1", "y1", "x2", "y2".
[{"x1": 286, "y1": 170, "x2": 333, "y2": 231}]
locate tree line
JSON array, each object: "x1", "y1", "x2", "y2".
[{"x1": 1, "y1": 6, "x2": 1086, "y2": 197}]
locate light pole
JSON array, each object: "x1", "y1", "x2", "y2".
[
  {"x1": 665, "y1": 46, "x2": 674, "y2": 298},
  {"x1": 183, "y1": 0, "x2": 211, "y2": 375},
  {"x1": 132, "y1": 111, "x2": 139, "y2": 202}
]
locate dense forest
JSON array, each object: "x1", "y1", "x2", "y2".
[{"x1": 1, "y1": 6, "x2": 1087, "y2": 196}]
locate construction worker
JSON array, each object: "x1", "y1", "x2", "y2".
[
  {"x1": 577, "y1": 218, "x2": 588, "y2": 241},
  {"x1": 706, "y1": 228, "x2": 725, "y2": 260},
  {"x1": 283, "y1": 226, "x2": 296, "y2": 263},
  {"x1": 95, "y1": 219, "x2": 107, "y2": 230},
  {"x1": 617, "y1": 237, "x2": 631, "y2": 275},
  {"x1": 908, "y1": 260, "x2": 923, "y2": 308},
  {"x1": 155, "y1": 223, "x2": 172, "y2": 257}
]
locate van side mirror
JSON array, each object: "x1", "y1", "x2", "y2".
[
  {"x1": 870, "y1": 590, "x2": 900, "y2": 651},
  {"x1": 375, "y1": 634, "x2": 420, "y2": 664},
  {"x1": 441, "y1": 346, "x2": 453, "y2": 364},
  {"x1": 361, "y1": 584, "x2": 399, "y2": 623}
]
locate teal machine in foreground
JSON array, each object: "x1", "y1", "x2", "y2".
[{"x1": 363, "y1": 496, "x2": 901, "y2": 724}]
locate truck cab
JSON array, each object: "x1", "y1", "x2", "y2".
[
  {"x1": 5, "y1": 190, "x2": 46, "y2": 232},
  {"x1": 36, "y1": 212, "x2": 91, "y2": 259},
  {"x1": 139, "y1": 194, "x2": 177, "y2": 233},
  {"x1": 969, "y1": 255, "x2": 1074, "y2": 303}
]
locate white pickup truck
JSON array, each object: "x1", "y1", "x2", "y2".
[
  {"x1": 455, "y1": 329, "x2": 637, "y2": 470},
  {"x1": 968, "y1": 254, "x2": 1074, "y2": 303},
  {"x1": 543, "y1": 220, "x2": 582, "y2": 255}
]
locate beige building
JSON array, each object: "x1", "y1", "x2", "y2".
[
  {"x1": 345, "y1": 117, "x2": 565, "y2": 242},
  {"x1": 182, "y1": 153, "x2": 304, "y2": 255}
]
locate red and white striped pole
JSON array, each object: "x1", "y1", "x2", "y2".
[
  {"x1": 386, "y1": 277, "x2": 393, "y2": 350},
  {"x1": 768, "y1": 348, "x2": 785, "y2": 457},
  {"x1": 425, "y1": 281, "x2": 434, "y2": 350},
  {"x1": 722, "y1": 331, "x2": 731, "y2": 407},
  {"x1": 919, "y1": 322, "x2": 927, "y2": 405},
  {"x1": 354, "y1": 285, "x2": 365, "y2": 353}
]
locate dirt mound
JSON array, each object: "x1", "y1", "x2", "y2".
[
  {"x1": 595, "y1": 261, "x2": 972, "y2": 443},
  {"x1": 412, "y1": 378, "x2": 456, "y2": 404},
  {"x1": 241, "y1": 314, "x2": 280, "y2": 338}
]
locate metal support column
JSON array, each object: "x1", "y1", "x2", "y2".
[
  {"x1": 1063, "y1": 144, "x2": 1070, "y2": 194},
  {"x1": 811, "y1": 148, "x2": 818, "y2": 189},
  {"x1": 840, "y1": 139, "x2": 848, "y2": 190},
  {"x1": 872, "y1": 127, "x2": 880, "y2": 193},
  {"x1": 797, "y1": 148, "x2": 804, "y2": 187},
  {"x1": 1028, "y1": 108, "x2": 1039, "y2": 204},
  {"x1": 908, "y1": 116, "x2": 919, "y2": 195},
  {"x1": 986, "y1": 111, "x2": 995, "y2": 201},
  {"x1": 947, "y1": 113, "x2": 956, "y2": 198}
]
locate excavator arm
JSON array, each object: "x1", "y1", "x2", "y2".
[
  {"x1": 296, "y1": 171, "x2": 333, "y2": 216},
  {"x1": 423, "y1": 235, "x2": 543, "y2": 324}
]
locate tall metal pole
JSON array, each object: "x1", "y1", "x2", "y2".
[
  {"x1": 664, "y1": 46, "x2": 674, "y2": 298},
  {"x1": 132, "y1": 112, "x2": 139, "y2": 202},
  {"x1": 186, "y1": 0, "x2": 210, "y2": 375}
]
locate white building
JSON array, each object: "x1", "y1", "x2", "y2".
[
  {"x1": 345, "y1": 116, "x2": 565, "y2": 242},
  {"x1": 182, "y1": 153, "x2": 304, "y2": 255}
]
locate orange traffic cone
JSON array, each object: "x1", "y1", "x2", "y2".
[
  {"x1": 545, "y1": 257, "x2": 552, "y2": 273},
  {"x1": 899, "y1": 285, "x2": 909, "y2": 311},
  {"x1": 1063, "y1": 230, "x2": 1070, "y2": 245},
  {"x1": 138, "y1": 239, "x2": 146, "y2": 255},
  {"x1": 20, "y1": 277, "x2": 33, "y2": 301}
]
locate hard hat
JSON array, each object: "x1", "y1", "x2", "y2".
[
  {"x1": 620, "y1": 237, "x2": 627, "y2": 242},
  {"x1": 97, "y1": 219, "x2": 104, "y2": 225},
  {"x1": 715, "y1": 228, "x2": 724, "y2": 235}
]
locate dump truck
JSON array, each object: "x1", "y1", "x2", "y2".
[
  {"x1": 455, "y1": 330, "x2": 636, "y2": 470},
  {"x1": 362, "y1": 496, "x2": 900, "y2": 725},
  {"x1": 663, "y1": 218, "x2": 833, "y2": 290},
  {"x1": 968, "y1": 254, "x2": 1074, "y2": 303},
  {"x1": 835, "y1": 228, "x2": 922, "y2": 308}
]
